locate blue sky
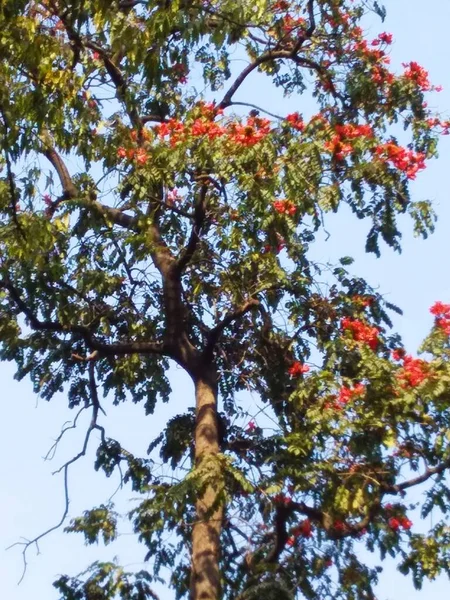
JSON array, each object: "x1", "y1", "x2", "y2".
[{"x1": 1, "y1": 1, "x2": 450, "y2": 599}]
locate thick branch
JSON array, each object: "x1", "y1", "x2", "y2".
[{"x1": 1, "y1": 279, "x2": 166, "y2": 357}]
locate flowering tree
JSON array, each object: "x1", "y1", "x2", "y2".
[{"x1": 1, "y1": 1, "x2": 450, "y2": 599}]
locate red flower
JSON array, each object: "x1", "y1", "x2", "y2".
[
  {"x1": 374, "y1": 142, "x2": 426, "y2": 180},
  {"x1": 294, "y1": 519, "x2": 313, "y2": 538},
  {"x1": 273, "y1": 493, "x2": 291, "y2": 506},
  {"x1": 372, "y1": 32, "x2": 393, "y2": 45},
  {"x1": 337, "y1": 383, "x2": 365, "y2": 406},
  {"x1": 117, "y1": 147, "x2": 127, "y2": 159},
  {"x1": 288, "y1": 361, "x2": 310, "y2": 377},
  {"x1": 402, "y1": 61, "x2": 431, "y2": 91},
  {"x1": 286, "y1": 536, "x2": 296, "y2": 547},
  {"x1": 341, "y1": 318, "x2": 380, "y2": 350},
  {"x1": 246, "y1": 421, "x2": 256, "y2": 433},
  {"x1": 398, "y1": 355, "x2": 430, "y2": 387},
  {"x1": 273, "y1": 199, "x2": 296, "y2": 216},
  {"x1": 135, "y1": 148, "x2": 148, "y2": 165},
  {"x1": 286, "y1": 112, "x2": 305, "y2": 132},
  {"x1": 391, "y1": 348, "x2": 405, "y2": 362},
  {"x1": 399, "y1": 516, "x2": 413, "y2": 530},
  {"x1": 388, "y1": 517, "x2": 400, "y2": 531},
  {"x1": 167, "y1": 189, "x2": 182, "y2": 204},
  {"x1": 430, "y1": 301, "x2": 450, "y2": 316},
  {"x1": 333, "y1": 520, "x2": 346, "y2": 532}
]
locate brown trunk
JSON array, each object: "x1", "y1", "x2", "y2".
[{"x1": 190, "y1": 370, "x2": 223, "y2": 600}]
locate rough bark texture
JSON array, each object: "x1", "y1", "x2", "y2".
[{"x1": 190, "y1": 370, "x2": 223, "y2": 600}]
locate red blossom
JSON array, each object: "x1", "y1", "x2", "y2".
[
  {"x1": 273, "y1": 493, "x2": 291, "y2": 506},
  {"x1": 293, "y1": 519, "x2": 313, "y2": 539},
  {"x1": 391, "y1": 348, "x2": 406, "y2": 362},
  {"x1": 402, "y1": 61, "x2": 432, "y2": 91},
  {"x1": 337, "y1": 383, "x2": 365, "y2": 406},
  {"x1": 135, "y1": 148, "x2": 148, "y2": 165},
  {"x1": 388, "y1": 517, "x2": 400, "y2": 531},
  {"x1": 399, "y1": 516, "x2": 413, "y2": 530},
  {"x1": 333, "y1": 520, "x2": 346, "y2": 532},
  {"x1": 286, "y1": 112, "x2": 305, "y2": 131},
  {"x1": 117, "y1": 147, "x2": 127, "y2": 159},
  {"x1": 372, "y1": 32, "x2": 393, "y2": 45},
  {"x1": 273, "y1": 199, "x2": 296, "y2": 216},
  {"x1": 374, "y1": 142, "x2": 426, "y2": 180},
  {"x1": 430, "y1": 301, "x2": 450, "y2": 316},
  {"x1": 227, "y1": 116, "x2": 271, "y2": 146},
  {"x1": 341, "y1": 317, "x2": 380, "y2": 350},
  {"x1": 281, "y1": 14, "x2": 306, "y2": 36},
  {"x1": 288, "y1": 361, "x2": 310, "y2": 377},
  {"x1": 398, "y1": 355, "x2": 430, "y2": 387},
  {"x1": 246, "y1": 421, "x2": 257, "y2": 433},
  {"x1": 167, "y1": 189, "x2": 182, "y2": 204},
  {"x1": 286, "y1": 536, "x2": 296, "y2": 547}
]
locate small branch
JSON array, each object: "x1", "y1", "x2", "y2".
[
  {"x1": 382, "y1": 458, "x2": 450, "y2": 495},
  {"x1": 227, "y1": 101, "x2": 284, "y2": 120},
  {"x1": 44, "y1": 405, "x2": 88, "y2": 462},
  {"x1": 203, "y1": 299, "x2": 260, "y2": 359},
  {"x1": 174, "y1": 184, "x2": 208, "y2": 275}
]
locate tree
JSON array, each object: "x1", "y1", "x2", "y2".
[{"x1": 1, "y1": 1, "x2": 450, "y2": 599}]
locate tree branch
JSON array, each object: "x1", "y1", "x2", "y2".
[
  {"x1": 203, "y1": 299, "x2": 260, "y2": 359},
  {"x1": 174, "y1": 183, "x2": 208, "y2": 276},
  {"x1": 382, "y1": 458, "x2": 450, "y2": 495},
  {"x1": 1, "y1": 279, "x2": 166, "y2": 357},
  {"x1": 7, "y1": 365, "x2": 106, "y2": 583}
]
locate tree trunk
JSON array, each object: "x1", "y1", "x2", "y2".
[{"x1": 190, "y1": 369, "x2": 223, "y2": 600}]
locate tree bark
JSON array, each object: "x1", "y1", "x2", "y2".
[{"x1": 190, "y1": 368, "x2": 223, "y2": 600}]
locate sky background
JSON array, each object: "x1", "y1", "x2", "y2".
[{"x1": 1, "y1": 1, "x2": 450, "y2": 599}]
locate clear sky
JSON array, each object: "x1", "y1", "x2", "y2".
[{"x1": 1, "y1": 1, "x2": 450, "y2": 599}]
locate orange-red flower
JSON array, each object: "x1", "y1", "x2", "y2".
[{"x1": 288, "y1": 361, "x2": 310, "y2": 376}]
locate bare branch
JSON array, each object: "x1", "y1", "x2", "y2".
[{"x1": 7, "y1": 364, "x2": 107, "y2": 582}]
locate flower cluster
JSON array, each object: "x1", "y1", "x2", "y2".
[
  {"x1": 426, "y1": 117, "x2": 450, "y2": 135},
  {"x1": 385, "y1": 506, "x2": 413, "y2": 531},
  {"x1": 371, "y1": 32, "x2": 393, "y2": 46},
  {"x1": 402, "y1": 61, "x2": 432, "y2": 91},
  {"x1": 228, "y1": 117, "x2": 272, "y2": 146},
  {"x1": 337, "y1": 383, "x2": 365, "y2": 406},
  {"x1": 288, "y1": 361, "x2": 310, "y2": 376},
  {"x1": 167, "y1": 189, "x2": 182, "y2": 205},
  {"x1": 341, "y1": 317, "x2": 380, "y2": 350},
  {"x1": 430, "y1": 301, "x2": 450, "y2": 334},
  {"x1": 154, "y1": 114, "x2": 271, "y2": 148},
  {"x1": 325, "y1": 123, "x2": 373, "y2": 161},
  {"x1": 273, "y1": 199, "x2": 296, "y2": 216},
  {"x1": 389, "y1": 516, "x2": 412, "y2": 531},
  {"x1": 246, "y1": 420, "x2": 257, "y2": 433},
  {"x1": 285, "y1": 112, "x2": 305, "y2": 131},
  {"x1": 374, "y1": 143, "x2": 426, "y2": 180},
  {"x1": 117, "y1": 146, "x2": 149, "y2": 165},
  {"x1": 398, "y1": 355, "x2": 430, "y2": 388},
  {"x1": 280, "y1": 14, "x2": 307, "y2": 36},
  {"x1": 293, "y1": 519, "x2": 313, "y2": 539}
]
